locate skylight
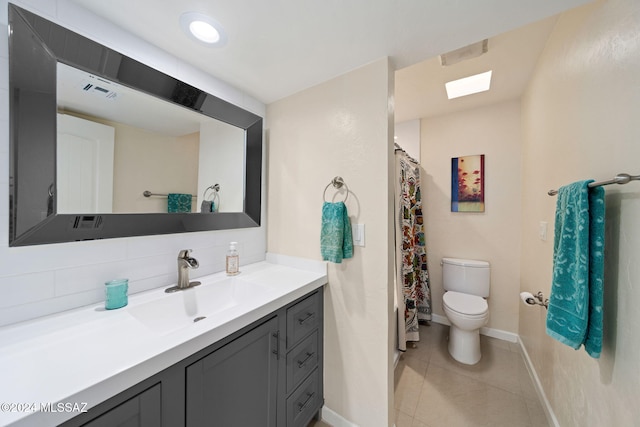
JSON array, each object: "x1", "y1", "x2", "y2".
[{"x1": 445, "y1": 71, "x2": 493, "y2": 99}]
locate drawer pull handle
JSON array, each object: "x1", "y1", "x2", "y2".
[
  {"x1": 297, "y1": 351, "x2": 315, "y2": 368},
  {"x1": 297, "y1": 391, "x2": 315, "y2": 412},
  {"x1": 272, "y1": 331, "x2": 280, "y2": 360},
  {"x1": 298, "y1": 312, "x2": 315, "y2": 325}
]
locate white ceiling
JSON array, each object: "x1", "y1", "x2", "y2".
[{"x1": 71, "y1": 0, "x2": 590, "y2": 105}]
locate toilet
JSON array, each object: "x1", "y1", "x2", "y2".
[{"x1": 441, "y1": 257, "x2": 490, "y2": 365}]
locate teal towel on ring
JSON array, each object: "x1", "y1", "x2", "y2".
[
  {"x1": 546, "y1": 180, "x2": 605, "y2": 358},
  {"x1": 320, "y1": 202, "x2": 353, "y2": 263},
  {"x1": 168, "y1": 193, "x2": 192, "y2": 213}
]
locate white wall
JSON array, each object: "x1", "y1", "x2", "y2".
[
  {"x1": 198, "y1": 120, "x2": 246, "y2": 213},
  {"x1": 519, "y1": 0, "x2": 640, "y2": 425},
  {"x1": 0, "y1": 0, "x2": 266, "y2": 326},
  {"x1": 267, "y1": 58, "x2": 395, "y2": 427},
  {"x1": 394, "y1": 119, "x2": 420, "y2": 161},
  {"x1": 420, "y1": 100, "x2": 522, "y2": 333}
]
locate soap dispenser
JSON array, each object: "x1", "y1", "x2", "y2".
[{"x1": 226, "y1": 242, "x2": 240, "y2": 276}]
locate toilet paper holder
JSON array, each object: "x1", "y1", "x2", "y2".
[{"x1": 520, "y1": 291, "x2": 549, "y2": 309}]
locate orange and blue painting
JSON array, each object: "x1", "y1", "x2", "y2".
[{"x1": 451, "y1": 154, "x2": 485, "y2": 212}]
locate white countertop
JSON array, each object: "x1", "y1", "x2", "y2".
[{"x1": 0, "y1": 254, "x2": 327, "y2": 427}]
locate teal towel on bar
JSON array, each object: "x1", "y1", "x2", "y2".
[
  {"x1": 168, "y1": 193, "x2": 192, "y2": 213},
  {"x1": 585, "y1": 185, "x2": 605, "y2": 358},
  {"x1": 321, "y1": 202, "x2": 353, "y2": 263},
  {"x1": 546, "y1": 180, "x2": 605, "y2": 358}
]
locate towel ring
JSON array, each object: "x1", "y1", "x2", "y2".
[
  {"x1": 203, "y1": 183, "x2": 220, "y2": 200},
  {"x1": 323, "y1": 176, "x2": 349, "y2": 203},
  {"x1": 202, "y1": 184, "x2": 220, "y2": 212}
]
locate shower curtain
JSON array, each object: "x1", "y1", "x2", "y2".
[{"x1": 395, "y1": 149, "x2": 431, "y2": 351}]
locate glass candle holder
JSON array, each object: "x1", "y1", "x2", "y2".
[{"x1": 105, "y1": 279, "x2": 129, "y2": 310}]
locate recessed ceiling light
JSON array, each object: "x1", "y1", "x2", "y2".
[
  {"x1": 180, "y1": 12, "x2": 227, "y2": 47},
  {"x1": 189, "y1": 21, "x2": 220, "y2": 43},
  {"x1": 445, "y1": 70, "x2": 493, "y2": 100}
]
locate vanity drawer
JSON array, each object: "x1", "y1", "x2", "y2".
[
  {"x1": 286, "y1": 330, "x2": 318, "y2": 393},
  {"x1": 286, "y1": 291, "x2": 320, "y2": 348},
  {"x1": 286, "y1": 368, "x2": 320, "y2": 427}
]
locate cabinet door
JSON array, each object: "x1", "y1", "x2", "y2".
[
  {"x1": 186, "y1": 317, "x2": 279, "y2": 427},
  {"x1": 81, "y1": 384, "x2": 161, "y2": 427}
]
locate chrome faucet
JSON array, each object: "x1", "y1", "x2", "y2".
[{"x1": 166, "y1": 249, "x2": 202, "y2": 293}]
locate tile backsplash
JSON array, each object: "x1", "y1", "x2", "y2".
[
  {"x1": 0, "y1": 230, "x2": 266, "y2": 326},
  {"x1": 0, "y1": 0, "x2": 266, "y2": 326}
]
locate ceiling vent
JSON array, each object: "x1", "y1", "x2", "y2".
[
  {"x1": 79, "y1": 76, "x2": 119, "y2": 100},
  {"x1": 440, "y1": 39, "x2": 488, "y2": 66}
]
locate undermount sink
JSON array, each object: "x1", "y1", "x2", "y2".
[{"x1": 128, "y1": 278, "x2": 270, "y2": 335}]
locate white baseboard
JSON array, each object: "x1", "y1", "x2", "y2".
[
  {"x1": 518, "y1": 337, "x2": 560, "y2": 427},
  {"x1": 430, "y1": 314, "x2": 519, "y2": 343},
  {"x1": 320, "y1": 406, "x2": 359, "y2": 427},
  {"x1": 430, "y1": 313, "x2": 451, "y2": 326}
]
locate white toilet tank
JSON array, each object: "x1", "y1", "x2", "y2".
[{"x1": 442, "y1": 258, "x2": 490, "y2": 297}]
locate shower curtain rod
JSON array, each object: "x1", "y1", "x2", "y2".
[{"x1": 547, "y1": 173, "x2": 640, "y2": 196}]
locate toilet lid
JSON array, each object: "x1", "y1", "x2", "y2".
[{"x1": 443, "y1": 291, "x2": 488, "y2": 316}]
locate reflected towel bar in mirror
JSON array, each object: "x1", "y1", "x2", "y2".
[{"x1": 143, "y1": 191, "x2": 196, "y2": 198}]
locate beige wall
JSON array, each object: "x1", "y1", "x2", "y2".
[
  {"x1": 111, "y1": 123, "x2": 199, "y2": 213},
  {"x1": 520, "y1": 0, "x2": 640, "y2": 425},
  {"x1": 420, "y1": 100, "x2": 522, "y2": 333},
  {"x1": 267, "y1": 58, "x2": 395, "y2": 427}
]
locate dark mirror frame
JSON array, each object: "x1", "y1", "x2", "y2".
[{"x1": 8, "y1": 4, "x2": 262, "y2": 246}]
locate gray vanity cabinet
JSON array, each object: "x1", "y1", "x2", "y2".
[
  {"x1": 60, "y1": 288, "x2": 323, "y2": 427},
  {"x1": 281, "y1": 291, "x2": 323, "y2": 427},
  {"x1": 80, "y1": 384, "x2": 162, "y2": 427},
  {"x1": 185, "y1": 316, "x2": 279, "y2": 427}
]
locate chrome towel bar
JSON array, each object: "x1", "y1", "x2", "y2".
[
  {"x1": 548, "y1": 173, "x2": 639, "y2": 196},
  {"x1": 143, "y1": 191, "x2": 196, "y2": 198}
]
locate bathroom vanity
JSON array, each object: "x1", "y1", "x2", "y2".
[{"x1": 0, "y1": 258, "x2": 326, "y2": 427}]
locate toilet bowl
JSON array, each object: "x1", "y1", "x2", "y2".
[
  {"x1": 443, "y1": 291, "x2": 489, "y2": 365},
  {"x1": 441, "y1": 258, "x2": 491, "y2": 365}
]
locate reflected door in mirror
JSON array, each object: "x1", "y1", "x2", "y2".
[{"x1": 57, "y1": 114, "x2": 115, "y2": 214}]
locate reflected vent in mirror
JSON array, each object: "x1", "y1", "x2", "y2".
[
  {"x1": 71, "y1": 215, "x2": 104, "y2": 230},
  {"x1": 80, "y1": 78, "x2": 118, "y2": 100}
]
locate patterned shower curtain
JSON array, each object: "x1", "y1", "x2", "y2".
[{"x1": 395, "y1": 150, "x2": 431, "y2": 351}]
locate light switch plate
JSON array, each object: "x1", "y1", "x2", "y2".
[
  {"x1": 353, "y1": 223, "x2": 365, "y2": 247},
  {"x1": 539, "y1": 221, "x2": 548, "y2": 241}
]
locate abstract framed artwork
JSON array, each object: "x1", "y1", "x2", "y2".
[{"x1": 451, "y1": 154, "x2": 485, "y2": 212}]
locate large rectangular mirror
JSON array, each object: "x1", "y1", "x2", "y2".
[{"x1": 9, "y1": 4, "x2": 263, "y2": 246}]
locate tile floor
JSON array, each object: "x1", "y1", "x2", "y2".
[
  {"x1": 394, "y1": 322, "x2": 548, "y2": 427},
  {"x1": 309, "y1": 322, "x2": 548, "y2": 427}
]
